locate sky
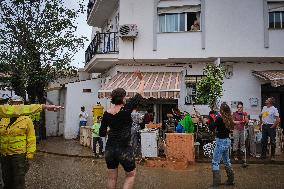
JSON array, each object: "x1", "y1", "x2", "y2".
[{"x1": 65, "y1": 0, "x2": 92, "y2": 68}]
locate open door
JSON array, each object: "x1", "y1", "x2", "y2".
[{"x1": 261, "y1": 84, "x2": 284, "y2": 129}]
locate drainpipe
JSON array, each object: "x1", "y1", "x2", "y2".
[{"x1": 153, "y1": 0, "x2": 158, "y2": 51}]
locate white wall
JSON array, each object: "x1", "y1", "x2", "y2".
[
  {"x1": 45, "y1": 89, "x2": 60, "y2": 136},
  {"x1": 0, "y1": 88, "x2": 14, "y2": 100},
  {"x1": 118, "y1": 0, "x2": 284, "y2": 60},
  {"x1": 102, "y1": 9, "x2": 119, "y2": 32},
  {"x1": 179, "y1": 62, "x2": 284, "y2": 116},
  {"x1": 64, "y1": 79, "x2": 106, "y2": 139},
  {"x1": 58, "y1": 88, "x2": 66, "y2": 136}
]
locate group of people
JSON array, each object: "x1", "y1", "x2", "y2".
[
  {"x1": 231, "y1": 98, "x2": 280, "y2": 162},
  {"x1": 208, "y1": 97, "x2": 280, "y2": 188},
  {"x1": 0, "y1": 68, "x2": 281, "y2": 189},
  {"x1": 80, "y1": 105, "x2": 153, "y2": 160},
  {"x1": 94, "y1": 68, "x2": 281, "y2": 189}
]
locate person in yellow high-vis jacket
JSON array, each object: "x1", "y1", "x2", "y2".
[
  {"x1": 0, "y1": 96, "x2": 63, "y2": 189},
  {"x1": 0, "y1": 96, "x2": 37, "y2": 189},
  {"x1": 0, "y1": 103, "x2": 62, "y2": 118}
]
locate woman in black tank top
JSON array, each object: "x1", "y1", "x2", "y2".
[{"x1": 99, "y1": 72, "x2": 145, "y2": 189}]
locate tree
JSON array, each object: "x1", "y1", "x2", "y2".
[
  {"x1": 196, "y1": 64, "x2": 224, "y2": 110},
  {"x1": 0, "y1": 0, "x2": 87, "y2": 103}
]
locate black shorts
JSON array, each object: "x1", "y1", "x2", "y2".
[{"x1": 105, "y1": 145, "x2": 136, "y2": 172}]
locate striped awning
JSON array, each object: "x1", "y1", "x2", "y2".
[
  {"x1": 98, "y1": 72, "x2": 182, "y2": 99},
  {"x1": 253, "y1": 70, "x2": 284, "y2": 87}
]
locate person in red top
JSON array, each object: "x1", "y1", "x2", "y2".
[{"x1": 232, "y1": 102, "x2": 248, "y2": 161}]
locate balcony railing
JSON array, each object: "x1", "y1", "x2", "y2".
[{"x1": 85, "y1": 32, "x2": 119, "y2": 65}]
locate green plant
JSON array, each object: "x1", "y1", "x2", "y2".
[
  {"x1": 196, "y1": 64, "x2": 224, "y2": 110},
  {"x1": 0, "y1": 0, "x2": 87, "y2": 103}
]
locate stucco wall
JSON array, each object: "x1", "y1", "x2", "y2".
[
  {"x1": 179, "y1": 62, "x2": 284, "y2": 116},
  {"x1": 118, "y1": 0, "x2": 284, "y2": 59},
  {"x1": 46, "y1": 90, "x2": 60, "y2": 136},
  {"x1": 64, "y1": 79, "x2": 106, "y2": 139}
]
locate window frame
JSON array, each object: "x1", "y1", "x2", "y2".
[
  {"x1": 158, "y1": 12, "x2": 201, "y2": 33},
  {"x1": 269, "y1": 11, "x2": 284, "y2": 29}
]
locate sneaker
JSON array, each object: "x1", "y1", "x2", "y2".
[{"x1": 271, "y1": 156, "x2": 276, "y2": 161}]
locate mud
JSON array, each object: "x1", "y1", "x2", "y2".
[{"x1": 26, "y1": 153, "x2": 284, "y2": 189}]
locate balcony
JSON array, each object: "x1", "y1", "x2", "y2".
[
  {"x1": 85, "y1": 32, "x2": 119, "y2": 72},
  {"x1": 87, "y1": 0, "x2": 118, "y2": 27}
]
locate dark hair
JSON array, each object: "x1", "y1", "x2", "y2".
[
  {"x1": 111, "y1": 88, "x2": 126, "y2": 105},
  {"x1": 267, "y1": 97, "x2": 275, "y2": 104},
  {"x1": 220, "y1": 102, "x2": 234, "y2": 130},
  {"x1": 237, "y1": 101, "x2": 243, "y2": 107},
  {"x1": 147, "y1": 108, "x2": 153, "y2": 113},
  {"x1": 81, "y1": 106, "x2": 85, "y2": 110}
]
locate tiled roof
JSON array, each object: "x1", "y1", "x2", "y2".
[{"x1": 252, "y1": 70, "x2": 284, "y2": 87}]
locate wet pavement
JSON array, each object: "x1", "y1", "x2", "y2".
[
  {"x1": 26, "y1": 153, "x2": 284, "y2": 189},
  {"x1": 37, "y1": 137, "x2": 93, "y2": 157},
  {"x1": 26, "y1": 137, "x2": 284, "y2": 189}
]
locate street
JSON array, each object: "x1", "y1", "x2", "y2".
[{"x1": 26, "y1": 153, "x2": 284, "y2": 189}]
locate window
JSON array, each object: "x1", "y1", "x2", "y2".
[
  {"x1": 83, "y1": 89, "x2": 92, "y2": 93},
  {"x1": 269, "y1": 11, "x2": 284, "y2": 29},
  {"x1": 158, "y1": 6, "x2": 201, "y2": 32},
  {"x1": 184, "y1": 75, "x2": 204, "y2": 105},
  {"x1": 159, "y1": 13, "x2": 185, "y2": 32},
  {"x1": 268, "y1": 2, "x2": 284, "y2": 29}
]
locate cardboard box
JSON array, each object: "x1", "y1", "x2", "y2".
[{"x1": 166, "y1": 133, "x2": 195, "y2": 163}]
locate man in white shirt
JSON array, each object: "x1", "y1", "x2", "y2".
[
  {"x1": 259, "y1": 98, "x2": 280, "y2": 161},
  {"x1": 78, "y1": 106, "x2": 88, "y2": 138}
]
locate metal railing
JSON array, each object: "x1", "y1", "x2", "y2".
[{"x1": 85, "y1": 32, "x2": 119, "y2": 65}]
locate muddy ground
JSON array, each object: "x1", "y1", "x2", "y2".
[{"x1": 26, "y1": 153, "x2": 284, "y2": 189}]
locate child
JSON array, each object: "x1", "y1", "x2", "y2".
[{"x1": 92, "y1": 116, "x2": 103, "y2": 158}]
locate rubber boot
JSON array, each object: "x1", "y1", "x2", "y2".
[
  {"x1": 260, "y1": 144, "x2": 267, "y2": 159},
  {"x1": 239, "y1": 151, "x2": 245, "y2": 163},
  {"x1": 232, "y1": 151, "x2": 238, "y2": 161},
  {"x1": 271, "y1": 146, "x2": 276, "y2": 161},
  {"x1": 209, "y1": 171, "x2": 221, "y2": 189},
  {"x1": 224, "y1": 166, "x2": 235, "y2": 185}
]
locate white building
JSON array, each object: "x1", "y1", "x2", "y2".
[
  {"x1": 0, "y1": 73, "x2": 15, "y2": 103},
  {"x1": 53, "y1": 0, "x2": 284, "y2": 139}
]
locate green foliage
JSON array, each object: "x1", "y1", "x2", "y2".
[
  {"x1": 196, "y1": 64, "x2": 224, "y2": 110},
  {"x1": 0, "y1": 0, "x2": 87, "y2": 102}
]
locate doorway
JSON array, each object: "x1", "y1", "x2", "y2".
[{"x1": 261, "y1": 84, "x2": 284, "y2": 129}]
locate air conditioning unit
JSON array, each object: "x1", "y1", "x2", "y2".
[{"x1": 118, "y1": 24, "x2": 138, "y2": 39}]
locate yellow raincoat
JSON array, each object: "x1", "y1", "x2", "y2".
[
  {"x1": 0, "y1": 116, "x2": 36, "y2": 159},
  {"x1": 0, "y1": 104, "x2": 42, "y2": 118}
]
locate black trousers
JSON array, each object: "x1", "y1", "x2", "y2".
[
  {"x1": 261, "y1": 124, "x2": 276, "y2": 157},
  {"x1": 0, "y1": 154, "x2": 29, "y2": 189}
]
